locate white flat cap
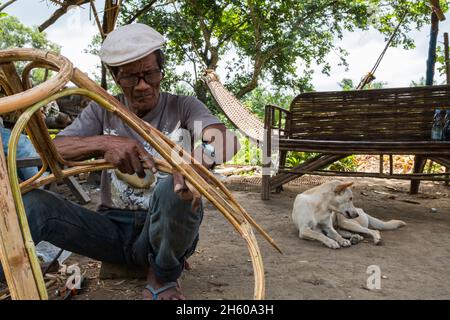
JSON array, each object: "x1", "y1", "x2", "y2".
[{"x1": 99, "y1": 23, "x2": 165, "y2": 67}]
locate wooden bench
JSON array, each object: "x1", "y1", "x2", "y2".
[{"x1": 262, "y1": 85, "x2": 450, "y2": 199}]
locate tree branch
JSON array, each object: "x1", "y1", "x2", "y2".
[
  {"x1": 236, "y1": 55, "x2": 266, "y2": 99},
  {"x1": 125, "y1": 0, "x2": 157, "y2": 24},
  {"x1": 0, "y1": 0, "x2": 17, "y2": 12},
  {"x1": 38, "y1": 0, "x2": 90, "y2": 32}
]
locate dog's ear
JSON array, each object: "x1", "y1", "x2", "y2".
[{"x1": 334, "y1": 182, "x2": 354, "y2": 194}]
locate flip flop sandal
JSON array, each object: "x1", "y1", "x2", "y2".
[{"x1": 145, "y1": 282, "x2": 178, "y2": 300}]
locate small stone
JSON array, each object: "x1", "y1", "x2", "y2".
[
  {"x1": 431, "y1": 208, "x2": 438, "y2": 213},
  {"x1": 382, "y1": 275, "x2": 388, "y2": 279}
]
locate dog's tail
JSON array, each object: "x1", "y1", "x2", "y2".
[{"x1": 368, "y1": 215, "x2": 406, "y2": 230}]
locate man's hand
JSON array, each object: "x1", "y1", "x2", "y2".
[
  {"x1": 172, "y1": 170, "x2": 202, "y2": 212},
  {"x1": 103, "y1": 136, "x2": 157, "y2": 178}
]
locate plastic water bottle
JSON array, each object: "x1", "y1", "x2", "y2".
[
  {"x1": 431, "y1": 109, "x2": 443, "y2": 140},
  {"x1": 443, "y1": 110, "x2": 450, "y2": 141}
]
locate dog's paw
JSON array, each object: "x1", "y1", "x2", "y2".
[
  {"x1": 372, "y1": 230, "x2": 382, "y2": 245},
  {"x1": 325, "y1": 240, "x2": 340, "y2": 249},
  {"x1": 338, "y1": 239, "x2": 352, "y2": 248},
  {"x1": 394, "y1": 220, "x2": 407, "y2": 228},
  {"x1": 350, "y1": 234, "x2": 364, "y2": 245}
]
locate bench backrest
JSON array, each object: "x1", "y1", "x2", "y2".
[{"x1": 289, "y1": 85, "x2": 450, "y2": 141}]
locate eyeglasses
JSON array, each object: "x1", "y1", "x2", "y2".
[{"x1": 118, "y1": 70, "x2": 163, "y2": 88}]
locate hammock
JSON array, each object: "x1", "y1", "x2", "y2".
[{"x1": 203, "y1": 70, "x2": 265, "y2": 144}]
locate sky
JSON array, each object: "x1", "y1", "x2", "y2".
[{"x1": 4, "y1": 1, "x2": 450, "y2": 91}]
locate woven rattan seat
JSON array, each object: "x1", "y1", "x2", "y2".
[{"x1": 262, "y1": 85, "x2": 450, "y2": 199}]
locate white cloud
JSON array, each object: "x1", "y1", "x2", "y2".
[
  {"x1": 4, "y1": 2, "x2": 101, "y2": 77},
  {"x1": 312, "y1": 22, "x2": 450, "y2": 91}
]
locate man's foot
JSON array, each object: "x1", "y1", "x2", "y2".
[{"x1": 142, "y1": 267, "x2": 185, "y2": 300}]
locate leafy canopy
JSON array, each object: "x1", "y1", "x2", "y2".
[
  {"x1": 0, "y1": 14, "x2": 60, "y2": 85},
  {"x1": 121, "y1": 0, "x2": 440, "y2": 99}
]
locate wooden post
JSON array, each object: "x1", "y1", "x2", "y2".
[
  {"x1": 262, "y1": 105, "x2": 271, "y2": 200},
  {"x1": 411, "y1": 11, "x2": 440, "y2": 194},
  {"x1": 444, "y1": 32, "x2": 450, "y2": 186},
  {"x1": 379, "y1": 154, "x2": 384, "y2": 174},
  {"x1": 0, "y1": 138, "x2": 41, "y2": 299},
  {"x1": 445, "y1": 33, "x2": 450, "y2": 83}
]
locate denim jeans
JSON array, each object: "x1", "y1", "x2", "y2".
[
  {"x1": 0, "y1": 175, "x2": 203, "y2": 283},
  {"x1": 1, "y1": 127, "x2": 39, "y2": 181}
]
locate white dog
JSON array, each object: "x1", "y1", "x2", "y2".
[{"x1": 292, "y1": 180, "x2": 406, "y2": 249}]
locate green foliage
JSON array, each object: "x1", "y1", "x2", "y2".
[
  {"x1": 286, "y1": 152, "x2": 358, "y2": 171},
  {"x1": 242, "y1": 87, "x2": 293, "y2": 119},
  {"x1": 229, "y1": 134, "x2": 262, "y2": 166},
  {"x1": 120, "y1": 0, "x2": 435, "y2": 104},
  {"x1": 286, "y1": 151, "x2": 319, "y2": 167},
  {"x1": 436, "y1": 44, "x2": 450, "y2": 83},
  {"x1": 326, "y1": 155, "x2": 358, "y2": 172},
  {"x1": 0, "y1": 15, "x2": 59, "y2": 51},
  {"x1": 0, "y1": 15, "x2": 60, "y2": 85},
  {"x1": 426, "y1": 160, "x2": 446, "y2": 174},
  {"x1": 337, "y1": 78, "x2": 387, "y2": 90},
  {"x1": 409, "y1": 76, "x2": 436, "y2": 87}
]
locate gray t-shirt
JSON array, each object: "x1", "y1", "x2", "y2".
[{"x1": 59, "y1": 92, "x2": 222, "y2": 211}]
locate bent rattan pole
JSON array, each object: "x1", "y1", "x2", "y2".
[
  {"x1": 0, "y1": 49, "x2": 73, "y2": 114},
  {"x1": 0, "y1": 138, "x2": 42, "y2": 300},
  {"x1": 6, "y1": 83, "x2": 274, "y2": 299},
  {"x1": 6, "y1": 120, "x2": 48, "y2": 299},
  {"x1": 21, "y1": 61, "x2": 59, "y2": 90},
  {"x1": 65, "y1": 84, "x2": 269, "y2": 298},
  {"x1": 71, "y1": 70, "x2": 281, "y2": 251}
]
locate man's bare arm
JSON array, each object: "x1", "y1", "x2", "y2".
[
  {"x1": 53, "y1": 136, "x2": 109, "y2": 161},
  {"x1": 53, "y1": 135, "x2": 156, "y2": 178}
]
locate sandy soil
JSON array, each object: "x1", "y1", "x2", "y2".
[
  {"x1": 3, "y1": 175, "x2": 449, "y2": 300},
  {"x1": 43, "y1": 175, "x2": 449, "y2": 300}
]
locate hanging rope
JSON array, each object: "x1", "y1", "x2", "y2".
[{"x1": 357, "y1": 10, "x2": 408, "y2": 89}]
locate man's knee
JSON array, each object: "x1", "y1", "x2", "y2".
[
  {"x1": 153, "y1": 175, "x2": 195, "y2": 211},
  {"x1": 151, "y1": 174, "x2": 202, "y2": 224},
  {"x1": 152, "y1": 175, "x2": 178, "y2": 202},
  {"x1": 23, "y1": 189, "x2": 62, "y2": 223}
]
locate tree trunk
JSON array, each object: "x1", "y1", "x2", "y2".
[
  {"x1": 0, "y1": 0, "x2": 17, "y2": 12},
  {"x1": 236, "y1": 57, "x2": 264, "y2": 99},
  {"x1": 195, "y1": 79, "x2": 208, "y2": 104},
  {"x1": 101, "y1": 63, "x2": 108, "y2": 90}
]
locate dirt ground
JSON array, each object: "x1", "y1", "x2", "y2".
[
  {"x1": 3, "y1": 175, "x2": 449, "y2": 300},
  {"x1": 49, "y1": 174, "x2": 449, "y2": 300}
]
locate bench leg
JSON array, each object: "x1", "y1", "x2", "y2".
[
  {"x1": 261, "y1": 139, "x2": 272, "y2": 200},
  {"x1": 262, "y1": 173, "x2": 270, "y2": 200},
  {"x1": 275, "y1": 150, "x2": 287, "y2": 194},
  {"x1": 410, "y1": 156, "x2": 427, "y2": 194}
]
